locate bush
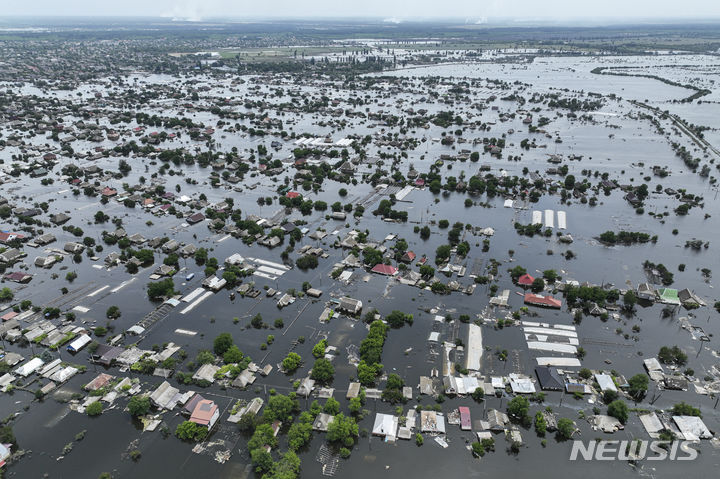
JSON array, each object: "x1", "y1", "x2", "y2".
[
  {"x1": 175, "y1": 421, "x2": 207, "y2": 442},
  {"x1": 147, "y1": 278, "x2": 175, "y2": 300},
  {"x1": 296, "y1": 255, "x2": 319, "y2": 270},
  {"x1": 607, "y1": 399, "x2": 629, "y2": 424},
  {"x1": 128, "y1": 395, "x2": 151, "y2": 417},
  {"x1": 658, "y1": 345, "x2": 687, "y2": 366},
  {"x1": 556, "y1": 418, "x2": 575, "y2": 440},
  {"x1": 282, "y1": 353, "x2": 302, "y2": 373},
  {"x1": 672, "y1": 402, "x2": 701, "y2": 417},
  {"x1": 310, "y1": 358, "x2": 334, "y2": 384},
  {"x1": 213, "y1": 333, "x2": 233, "y2": 356},
  {"x1": 627, "y1": 374, "x2": 649, "y2": 400},
  {"x1": 0, "y1": 287, "x2": 13, "y2": 301},
  {"x1": 86, "y1": 401, "x2": 103, "y2": 416},
  {"x1": 106, "y1": 306, "x2": 121, "y2": 319}
]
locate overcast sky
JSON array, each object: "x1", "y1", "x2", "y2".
[{"x1": 3, "y1": 0, "x2": 719, "y2": 22}]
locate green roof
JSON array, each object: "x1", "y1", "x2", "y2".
[{"x1": 657, "y1": 288, "x2": 680, "y2": 303}]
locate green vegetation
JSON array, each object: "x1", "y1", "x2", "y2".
[
  {"x1": 658, "y1": 345, "x2": 688, "y2": 366},
  {"x1": 607, "y1": 399, "x2": 629, "y2": 424},
  {"x1": 386, "y1": 310, "x2": 413, "y2": 328},
  {"x1": 672, "y1": 402, "x2": 701, "y2": 417},
  {"x1": 327, "y1": 413, "x2": 358, "y2": 448},
  {"x1": 213, "y1": 332, "x2": 233, "y2": 356},
  {"x1": 556, "y1": 418, "x2": 575, "y2": 440},
  {"x1": 282, "y1": 352, "x2": 302, "y2": 373},
  {"x1": 175, "y1": 420, "x2": 208, "y2": 442},
  {"x1": 507, "y1": 396, "x2": 531, "y2": 426},
  {"x1": 147, "y1": 278, "x2": 175, "y2": 299},
  {"x1": 627, "y1": 374, "x2": 649, "y2": 400},
  {"x1": 128, "y1": 395, "x2": 151, "y2": 417},
  {"x1": 598, "y1": 230, "x2": 655, "y2": 245},
  {"x1": 86, "y1": 401, "x2": 103, "y2": 416},
  {"x1": 310, "y1": 358, "x2": 335, "y2": 384}
]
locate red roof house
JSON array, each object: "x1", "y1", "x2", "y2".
[
  {"x1": 190, "y1": 399, "x2": 219, "y2": 429},
  {"x1": 524, "y1": 293, "x2": 562, "y2": 309},
  {"x1": 0, "y1": 232, "x2": 25, "y2": 244},
  {"x1": 459, "y1": 406, "x2": 471, "y2": 430},
  {"x1": 371, "y1": 264, "x2": 398, "y2": 276},
  {"x1": 286, "y1": 191, "x2": 301, "y2": 199},
  {"x1": 517, "y1": 274, "x2": 535, "y2": 287},
  {"x1": 1, "y1": 311, "x2": 18, "y2": 322},
  {"x1": 400, "y1": 251, "x2": 416, "y2": 263},
  {"x1": 3, "y1": 272, "x2": 31, "y2": 283}
]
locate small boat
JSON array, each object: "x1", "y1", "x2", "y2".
[{"x1": 185, "y1": 273, "x2": 195, "y2": 281}]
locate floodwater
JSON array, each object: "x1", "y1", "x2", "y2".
[{"x1": 2, "y1": 53, "x2": 720, "y2": 478}]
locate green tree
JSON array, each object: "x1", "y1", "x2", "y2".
[
  {"x1": 311, "y1": 358, "x2": 335, "y2": 384},
  {"x1": 269, "y1": 450, "x2": 301, "y2": 478},
  {"x1": 623, "y1": 290, "x2": 637, "y2": 311},
  {"x1": 542, "y1": 269, "x2": 558, "y2": 282},
  {"x1": 223, "y1": 345, "x2": 244, "y2": 364},
  {"x1": 531, "y1": 277, "x2": 545, "y2": 293},
  {"x1": 106, "y1": 305, "x2": 121, "y2": 319},
  {"x1": 471, "y1": 387, "x2": 485, "y2": 402},
  {"x1": 672, "y1": 402, "x2": 701, "y2": 417},
  {"x1": 282, "y1": 352, "x2": 302, "y2": 373},
  {"x1": 386, "y1": 310, "x2": 412, "y2": 328},
  {"x1": 349, "y1": 397, "x2": 363, "y2": 416},
  {"x1": 534, "y1": 412, "x2": 547, "y2": 436},
  {"x1": 507, "y1": 396, "x2": 530, "y2": 423},
  {"x1": 213, "y1": 333, "x2": 233, "y2": 356},
  {"x1": 147, "y1": 278, "x2": 175, "y2": 299},
  {"x1": 312, "y1": 339, "x2": 327, "y2": 359},
  {"x1": 0, "y1": 287, "x2": 14, "y2": 301},
  {"x1": 607, "y1": 399, "x2": 629, "y2": 424},
  {"x1": 556, "y1": 418, "x2": 575, "y2": 440},
  {"x1": 128, "y1": 395, "x2": 151, "y2": 417},
  {"x1": 248, "y1": 423, "x2": 278, "y2": 451},
  {"x1": 264, "y1": 394, "x2": 298, "y2": 423},
  {"x1": 250, "y1": 448, "x2": 273, "y2": 473},
  {"x1": 357, "y1": 361, "x2": 381, "y2": 386},
  {"x1": 327, "y1": 413, "x2": 358, "y2": 447},
  {"x1": 288, "y1": 421, "x2": 313, "y2": 451},
  {"x1": 323, "y1": 397, "x2": 340, "y2": 415},
  {"x1": 509, "y1": 265, "x2": 527, "y2": 281},
  {"x1": 87, "y1": 401, "x2": 103, "y2": 416},
  {"x1": 564, "y1": 175, "x2": 576, "y2": 189},
  {"x1": 419, "y1": 264, "x2": 435, "y2": 278},
  {"x1": 627, "y1": 374, "x2": 649, "y2": 400},
  {"x1": 658, "y1": 345, "x2": 687, "y2": 366},
  {"x1": 196, "y1": 350, "x2": 215, "y2": 365}
]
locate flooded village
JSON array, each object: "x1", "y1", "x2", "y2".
[{"x1": 0, "y1": 16, "x2": 719, "y2": 479}]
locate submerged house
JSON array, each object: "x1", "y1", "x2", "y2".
[
  {"x1": 524, "y1": 293, "x2": 562, "y2": 309},
  {"x1": 636, "y1": 282, "x2": 656, "y2": 301},
  {"x1": 338, "y1": 297, "x2": 362, "y2": 315}
]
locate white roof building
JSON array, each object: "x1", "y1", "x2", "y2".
[{"x1": 15, "y1": 357, "x2": 44, "y2": 377}]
